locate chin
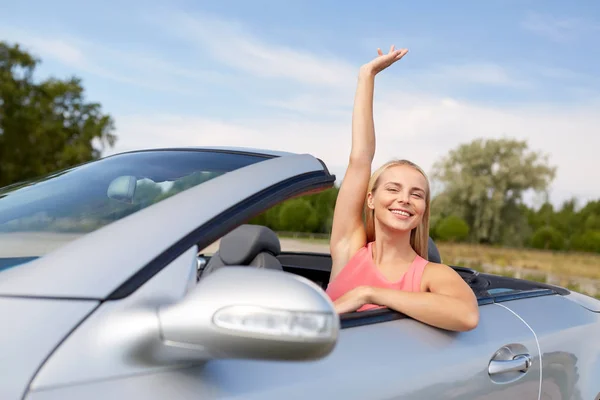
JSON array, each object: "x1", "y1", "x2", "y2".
[
  {"x1": 380, "y1": 218, "x2": 420, "y2": 233},
  {"x1": 391, "y1": 224, "x2": 418, "y2": 233}
]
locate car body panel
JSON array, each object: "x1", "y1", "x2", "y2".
[
  {"x1": 27, "y1": 302, "x2": 540, "y2": 400},
  {"x1": 564, "y1": 291, "x2": 600, "y2": 313},
  {"x1": 28, "y1": 246, "x2": 200, "y2": 392},
  {"x1": 497, "y1": 295, "x2": 600, "y2": 400},
  {"x1": 0, "y1": 297, "x2": 98, "y2": 400},
  {"x1": 0, "y1": 152, "x2": 329, "y2": 299}
]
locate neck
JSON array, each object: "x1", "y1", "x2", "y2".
[{"x1": 372, "y1": 223, "x2": 417, "y2": 266}]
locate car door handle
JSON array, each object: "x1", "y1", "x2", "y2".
[{"x1": 489, "y1": 354, "x2": 532, "y2": 375}]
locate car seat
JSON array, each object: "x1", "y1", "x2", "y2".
[
  {"x1": 427, "y1": 237, "x2": 442, "y2": 263},
  {"x1": 202, "y1": 224, "x2": 283, "y2": 276}
]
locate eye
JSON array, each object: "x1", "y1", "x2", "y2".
[
  {"x1": 412, "y1": 192, "x2": 423, "y2": 198},
  {"x1": 386, "y1": 187, "x2": 399, "y2": 193}
]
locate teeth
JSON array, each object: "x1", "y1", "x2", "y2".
[{"x1": 391, "y1": 210, "x2": 411, "y2": 217}]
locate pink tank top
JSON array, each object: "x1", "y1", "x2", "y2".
[{"x1": 326, "y1": 242, "x2": 429, "y2": 312}]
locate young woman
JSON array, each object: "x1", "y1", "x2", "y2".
[{"x1": 326, "y1": 46, "x2": 479, "y2": 332}]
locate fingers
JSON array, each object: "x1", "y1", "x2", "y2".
[
  {"x1": 395, "y1": 48, "x2": 409, "y2": 59},
  {"x1": 376, "y1": 45, "x2": 408, "y2": 58},
  {"x1": 366, "y1": 45, "x2": 409, "y2": 72}
]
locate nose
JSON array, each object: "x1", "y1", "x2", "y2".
[{"x1": 397, "y1": 189, "x2": 410, "y2": 204}]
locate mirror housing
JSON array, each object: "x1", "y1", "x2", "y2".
[
  {"x1": 107, "y1": 176, "x2": 137, "y2": 203},
  {"x1": 158, "y1": 267, "x2": 339, "y2": 361}
]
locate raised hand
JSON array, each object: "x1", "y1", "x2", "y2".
[{"x1": 361, "y1": 45, "x2": 408, "y2": 75}]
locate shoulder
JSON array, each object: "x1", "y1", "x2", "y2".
[{"x1": 420, "y1": 262, "x2": 465, "y2": 292}]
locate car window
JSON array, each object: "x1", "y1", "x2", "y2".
[
  {"x1": 0, "y1": 150, "x2": 268, "y2": 270},
  {"x1": 486, "y1": 288, "x2": 521, "y2": 295}
]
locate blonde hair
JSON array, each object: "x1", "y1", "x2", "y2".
[{"x1": 364, "y1": 159, "x2": 431, "y2": 259}]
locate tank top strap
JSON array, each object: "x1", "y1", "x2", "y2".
[{"x1": 408, "y1": 254, "x2": 429, "y2": 292}]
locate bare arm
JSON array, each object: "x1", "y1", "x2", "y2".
[
  {"x1": 369, "y1": 265, "x2": 480, "y2": 332},
  {"x1": 334, "y1": 264, "x2": 480, "y2": 332},
  {"x1": 329, "y1": 69, "x2": 375, "y2": 279},
  {"x1": 329, "y1": 46, "x2": 409, "y2": 281}
]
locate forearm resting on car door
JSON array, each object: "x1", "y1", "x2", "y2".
[{"x1": 368, "y1": 288, "x2": 480, "y2": 332}]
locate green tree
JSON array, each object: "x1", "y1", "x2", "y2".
[
  {"x1": 570, "y1": 230, "x2": 600, "y2": 253},
  {"x1": 552, "y1": 199, "x2": 579, "y2": 242},
  {"x1": 0, "y1": 41, "x2": 116, "y2": 186},
  {"x1": 248, "y1": 203, "x2": 285, "y2": 231},
  {"x1": 527, "y1": 202, "x2": 554, "y2": 232},
  {"x1": 434, "y1": 215, "x2": 470, "y2": 242},
  {"x1": 584, "y1": 215, "x2": 600, "y2": 231},
  {"x1": 530, "y1": 226, "x2": 565, "y2": 251},
  {"x1": 578, "y1": 200, "x2": 600, "y2": 231},
  {"x1": 304, "y1": 187, "x2": 339, "y2": 233},
  {"x1": 278, "y1": 198, "x2": 319, "y2": 233},
  {"x1": 431, "y1": 138, "x2": 556, "y2": 245},
  {"x1": 248, "y1": 186, "x2": 339, "y2": 234}
]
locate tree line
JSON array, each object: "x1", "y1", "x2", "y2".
[
  {"x1": 248, "y1": 182, "x2": 600, "y2": 254},
  {"x1": 1, "y1": 41, "x2": 599, "y2": 253}
]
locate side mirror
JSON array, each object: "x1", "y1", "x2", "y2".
[
  {"x1": 107, "y1": 176, "x2": 137, "y2": 203},
  {"x1": 157, "y1": 267, "x2": 339, "y2": 362}
]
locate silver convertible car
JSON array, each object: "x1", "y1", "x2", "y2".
[{"x1": 1, "y1": 147, "x2": 599, "y2": 400}]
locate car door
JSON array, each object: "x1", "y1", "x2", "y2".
[
  {"x1": 22, "y1": 251, "x2": 541, "y2": 400},
  {"x1": 25, "y1": 272, "x2": 542, "y2": 400},
  {"x1": 158, "y1": 298, "x2": 541, "y2": 400},
  {"x1": 331, "y1": 302, "x2": 541, "y2": 399},
  {"x1": 494, "y1": 293, "x2": 600, "y2": 400}
]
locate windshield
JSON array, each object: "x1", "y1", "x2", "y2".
[{"x1": 0, "y1": 150, "x2": 268, "y2": 271}]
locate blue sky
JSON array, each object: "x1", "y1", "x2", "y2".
[{"x1": 1, "y1": 0, "x2": 599, "y2": 207}]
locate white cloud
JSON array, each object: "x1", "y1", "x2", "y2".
[
  {"x1": 149, "y1": 11, "x2": 358, "y2": 87},
  {"x1": 522, "y1": 13, "x2": 600, "y2": 43},
  {"x1": 0, "y1": 26, "x2": 224, "y2": 95},
  {"x1": 424, "y1": 63, "x2": 526, "y2": 87},
  {"x1": 109, "y1": 113, "x2": 351, "y2": 160},
  {"x1": 109, "y1": 90, "x2": 600, "y2": 207},
  {"x1": 0, "y1": 27, "x2": 86, "y2": 68},
  {"x1": 151, "y1": 11, "x2": 529, "y2": 91},
  {"x1": 4, "y1": 12, "x2": 599, "y2": 208},
  {"x1": 98, "y1": 10, "x2": 600, "y2": 207},
  {"x1": 28, "y1": 38, "x2": 87, "y2": 67}
]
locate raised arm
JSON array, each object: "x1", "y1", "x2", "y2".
[{"x1": 329, "y1": 46, "x2": 408, "y2": 280}]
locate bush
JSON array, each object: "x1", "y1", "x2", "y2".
[
  {"x1": 278, "y1": 199, "x2": 319, "y2": 233},
  {"x1": 435, "y1": 215, "x2": 470, "y2": 242},
  {"x1": 584, "y1": 215, "x2": 600, "y2": 231},
  {"x1": 570, "y1": 230, "x2": 600, "y2": 253},
  {"x1": 530, "y1": 226, "x2": 565, "y2": 251}
]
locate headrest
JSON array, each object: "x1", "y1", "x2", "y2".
[
  {"x1": 219, "y1": 225, "x2": 281, "y2": 265},
  {"x1": 427, "y1": 237, "x2": 442, "y2": 263}
]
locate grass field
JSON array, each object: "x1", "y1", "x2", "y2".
[
  {"x1": 278, "y1": 233, "x2": 600, "y2": 297},
  {"x1": 436, "y1": 242, "x2": 600, "y2": 280},
  {"x1": 281, "y1": 234, "x2": 600, "y2": 279}
]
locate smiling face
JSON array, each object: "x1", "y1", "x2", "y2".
[{"x1": 367, "y1": 163, "x2": 429, "y2": 234}]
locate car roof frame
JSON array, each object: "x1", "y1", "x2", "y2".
[{"x1": 0, "y1": 150, "x2": 335, "y2": 299}]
